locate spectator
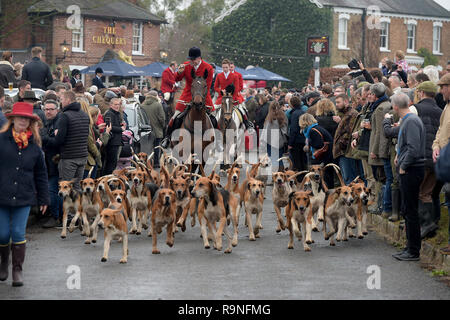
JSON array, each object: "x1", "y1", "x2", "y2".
[
  {"x1": 392, "y1": 92, "x2": 426, "y2": 261},
  {"x1": 367, "y1": 83, "x2": 392, "y2": 216},
  {"x1": 305, "y1": 91, "x2": 321, "y2": 115},
  {"x1": 412, "y1": 81, "x2": 443, "y2": 239},
  {"x1": 244, "y1": 88, "x2": 258, "y2": 122},
  {"x1": 21, "y1": 47, "x2": 53, "y2": 90},
  {"x1": 161, "y1": 61, "x2": 178, "y2": 106},
  {"x1": 40, "y1": 99, "x2": 62, "y2": 228},
  {"x1": 141, "y1": 90, "x2": 165, "y2": 168},
  {"x1": 0, "y1": 87, "x2": 6, "y2": 126},
  {"x1": 288, "y1": 96, "x2": 307, "y2": 171},
  {"x1": 389, "y1": 75, "x2": 402, "y2": 95},
  {"x1": 300, "y1": 113, "x2": 334, "y2": 188},
  {"x1": 394, "y1": 50, "x2": 410, "y2": 74},
  {"x1": 103, "y1": 98, "x2": 125, "y2": 175},
  {"x1": 260, "y1": 101, "x2": 288, "y2": 170},
  {"x1": 432, "y1": 74, "x2": 450, "y2": 255},
  {"x1": 88, "y1": 105, "x2": 111, "y2": 177},
  {"x1": 22, "y1": 91, "x2": 45, "y2": 124},
  {"x1": 70, "y1": 69, "x2": 81, "y2": 88},
  {"x1": 89, "y1": 85, "x2": 98, "y2": 97},
  {"x1": 315, "y1": 98, "x2": 338, "y2": 139},
  {"x1": 54, "y1": 85, "x2": 66, "y2": 101},
  {"x1": 320, "y1": 85, "x2": 333, "y2": 99},
  {"x1": 254, "y1": 93, "x2": 270, "y2": 132},
  {"x1": 42, "y1": 91, "x2": 90, "y2": 192},
  {"x1": 13, "y1": 80, "x2": 31, "y2": 103},
  {"x1": 333, "y1": 94, "x2": 358, "y2": 184},
  {"x1": 92, "y1": 68, "x2": 106, "y2": 90},
  {"x1": 370, "y1": 69, "x2": 383, "y2": 84},
  {"x1": 47, "y1": 70, "x2": 65, "y2": 91},
  {"x1": 0, "y1": 51, "x2": 19, "y2": 89},
  {"x1": 0, "y1": 102, "x2": 49, "y2": 286}
]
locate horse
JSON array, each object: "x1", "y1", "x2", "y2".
[
  {"x1": 176, "y1": 69, "x2": 215, "y2": 170},
  {"x1": 216, "y1": 94, "x2": 245, "y2": 170}
]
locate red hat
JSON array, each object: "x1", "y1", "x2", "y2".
[{"x1": 5, "y1": 102, "x2": 40, "y2": 121}]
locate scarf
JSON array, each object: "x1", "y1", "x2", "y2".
[
  {"x1": 12, "y1": 128, "x2": 32, "y2": 149},
  {"x1": 369, "y1": 94, "x2": 389, "y2": 112}
]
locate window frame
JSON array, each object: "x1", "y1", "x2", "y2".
[
  {"x1": 132, "y1": 22, "x2": 143, "y2": 55},
  {"x1": 433, "y1": 22, "x2": 442, "y2": 55},
  {"x1": 379, "y1": 19, "x2": 390, "y2": 52},
  {"x1": 71, "y1": 16, "x2": 84, "y2": 52},
  {"x1": 338, "y1": 14, "x2": 350, "y2": 50},
  {"x1": 406, "y1": 19, "x2": 417, "y2": 54}
]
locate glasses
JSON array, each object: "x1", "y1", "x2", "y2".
[{"x1": 44, "y1": 108, "x2": 57, "y2": 111}]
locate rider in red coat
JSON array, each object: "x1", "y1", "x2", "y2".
[
  {"x1": 160, "y1": 47, "x2": 216, "y2": 149},
  {"x1": 230, "y1": 61, "x2": 254, "y2": 130},
  {"x1": 161, "y1": 62, "x2": 178, "y2": 103}
]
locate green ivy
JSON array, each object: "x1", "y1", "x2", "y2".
[
  {"x1": 211, "y1": 0, "x2": 333, "y2": 87},
  {"x1": 417, "y1": 48, "x2": 439, "y2": 68}
]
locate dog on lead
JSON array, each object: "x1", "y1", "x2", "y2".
[
  {"x1": 286, "y1": 190, "x2": 314, "y2": 251},
  {"x1": 192, "y1": 176, "x2": 235, "y2": 253},
  {"x1": 98, "y1": 206, "x2": 129, "y2": 264},
  {"x1": 58, "y1": 180, "x2": 82, "y2": 239},
  {"x1": 150, "y1": 167, "x2": 177, "y2": 254},
  {"x1": 323, "y1": 186, "x2": 354, "y2": 246}
]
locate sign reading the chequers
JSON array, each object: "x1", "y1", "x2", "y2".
[
  {"x1": 92, "y1": 26, "x2": 127, "y2": 46},
  {"x1": 307, "y1": 36, "x2": 329, "y2": 56}
]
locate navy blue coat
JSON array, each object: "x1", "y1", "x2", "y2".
[
  {"x1": 0, "y1": 128, "x2": 50, "y2": 207},
  {"x1": 92, "y1": 76, "x2": 106, "y2": 90},
  {"x1": 288, "y1": 107, "x2": 305, "y2": 146}
]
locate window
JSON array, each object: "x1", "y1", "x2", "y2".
[
  {"x1": 132, "y1": 22, "x2": 143, "y2": 55},
  {"x1": 72, "y1": 17, "x2": 84, "y2": 52},
  {"x1": 338, "y1": 14, "x2": 349, "y2": 50},
  {"x1": 433, "y1": 23, "x2": 442, "y2": 54},
  {"x1": 380, "y1": 21, "x2": 389, "y2": 51},
  {"x1": 406, "y1": 21, "x2": 416, "y2": 53}
]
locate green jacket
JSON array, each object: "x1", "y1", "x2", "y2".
[
  {"x1": 85, "y1": 126, "x2": 110, "y2": 170},
  {"x1": 141, "y1": 96, "x2": 166, "y2": 139},
  {"x1": 368, "y1": 100, "x2": 391, "y2": 165},
  {"x1": 345, "y1": 103, "x2": 369, "y2": 160}
]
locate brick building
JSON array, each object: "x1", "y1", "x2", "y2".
[
  {"x1": 0, "y1": 0, "x2": 166, "y2": 81},
  {"x1": 324, "y1": 0, "x2": 450, "y2": 69}
]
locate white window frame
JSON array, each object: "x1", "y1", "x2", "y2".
[
  {"x1": 338, "y1": 14, "x2": 350, "y2": 50},
  {"x1": 433, "y1": 22, "x2": 442, "y2": 55},
  {"x1": 405, "y1": 19, "x2": 417, "y2": 54},
  {"x1": 71, "y1": 16, "x2": 85, "y2": 53},
  {"x1": 132, "y1": 22, "x2": 143, "y2": 55},
  {"x1": 379, "y1": 18, "x2": 390, "y2": 52}
]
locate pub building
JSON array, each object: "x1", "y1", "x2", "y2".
[{"x1": 0, "y1": 0, "x2": 167, "y2": 85}]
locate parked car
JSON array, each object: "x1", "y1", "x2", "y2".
[
  {"x1": 4, "y1": 88, "x2": 46, "y2": 100},
  {"x1": 123, "y1": 101, "x2": 152, "y2": 154}
]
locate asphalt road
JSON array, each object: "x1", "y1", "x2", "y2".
[{"x1": 1, "y1": 184, "x2": 449, "y2": 300}]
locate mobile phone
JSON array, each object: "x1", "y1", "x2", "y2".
[{"x1": 105, "y1": 116, "x2": 111, "y2": 126}]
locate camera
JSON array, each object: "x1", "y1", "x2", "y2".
[{"x1": 348, "y1": 59, "x2": 360, "y2": 70}]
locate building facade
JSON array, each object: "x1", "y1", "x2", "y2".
[
  {"x1": 326, "y1": 0, "x2": 450, "y2": 69},
  {"x1": 0, "y1": 0, "x2": 166, "y2": 77}
]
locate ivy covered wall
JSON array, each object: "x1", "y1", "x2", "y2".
[{"x1": 212, "y1": 0, "x2": 333, "y2": 88}]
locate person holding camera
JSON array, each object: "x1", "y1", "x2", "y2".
[{"x1": 103, "y1": 98, "x2": 126, "y2": 175}]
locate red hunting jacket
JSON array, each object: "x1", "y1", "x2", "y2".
[
  {"x1": 175, "y1": 60, "x2": 214, "y2": 110},
  {"x1": 214, "y1": 72, "x2": 241, "y2": 105},
  {"x1": 232, "y1": 71, "x2": 244, "y2": 103},
  {"x1": 161, "y1": 67, "x2": 176, "y2": 94}
]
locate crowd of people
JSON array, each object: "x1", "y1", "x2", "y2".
[{"x1": 0, "y1": 46, "x2": 449, "y2": 286}]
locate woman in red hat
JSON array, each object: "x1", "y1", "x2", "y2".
[{"x1": 0, "y1": 102, "x2": 49, "y2": 287}]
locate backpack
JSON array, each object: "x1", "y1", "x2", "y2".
[{"x1": 119, "y1": 130, "x2": 133, "y2": 158}]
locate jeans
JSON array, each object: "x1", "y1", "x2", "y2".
[
  {"x1": 0, "y1": 206, "x2": 31, "y2": 245},
  {"x1": 267, "y1": 144, "x2": 283, "y2": 171},
  {"x1": 338, "y1": 156, "x2": 358, "y2": 185},
  {"x1": 400, "y1": 166, "x2": 424, "y2": 256},
  {"x1": 58, "y1": 157, "x2": 87, "y2": 193},
  {"x1": 48, "y1": 176, "x2": 62, "y2": 220},
  {"x1": 383, "y1": 159, "x2": 393, "y2": 213}
]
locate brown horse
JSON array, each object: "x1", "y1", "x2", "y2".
[{"x1": 176, "y1": 69, "x2": 214, "y2": 169}]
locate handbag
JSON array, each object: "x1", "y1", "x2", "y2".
[{"x1": 311, "y1": 128, "x2": 329, "y2": 160}]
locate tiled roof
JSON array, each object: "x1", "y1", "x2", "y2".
[{"x1": 28, "y1": 0, "x2": 167, "y2": 24}]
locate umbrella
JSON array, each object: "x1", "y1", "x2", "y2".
[
  {"x1": 80, "y1": 59, "x2": 146, "y2": 77},
  {"x1": 138, "y1": 62, "x2": 169, "y2": 77},
  {"x1": 244, "y1": 66, "x2": 291, "y2": 82}
]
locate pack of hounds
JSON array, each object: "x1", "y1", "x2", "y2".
[{"x1": 58, "y1": 148, "x2": 375, "y2": 264}]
